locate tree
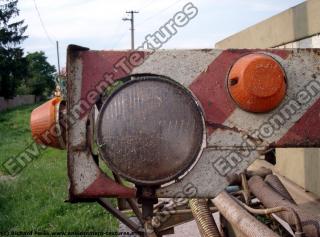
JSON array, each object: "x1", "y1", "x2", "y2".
[
  {"x1": 0, "y1": 0, "x2": 28, "y2": 99},
  {"x1": 21, "y1": 51, "x2": 56, "y2": 99}
]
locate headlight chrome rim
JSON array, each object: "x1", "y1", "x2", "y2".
[{"x1": 96, "y1": 74, "x2": 205, "y2": 186}]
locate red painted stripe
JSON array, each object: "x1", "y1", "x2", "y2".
[
  {"x1": 81, "y1": 51, "x2": 142, "y2": 101},
  {"x1": 189, "y1": 49, "x2": 290, "y2": 135},
  {"x1": 78, "y1": 51, "x2": 149, "y2": 116},
  {"x1": 277, "y1": 98, "x2": 320, "y2": 147},
  {"x1": 189, "y1": 51, "x2": 237, "y2": 135},
  {"x1": 80, "y1": 173, "x2": 136, "y2": 198}
]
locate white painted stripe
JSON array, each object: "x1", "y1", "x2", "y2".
[{"x1": 132, "y1": 49, "x2": 222, "y2": 87}]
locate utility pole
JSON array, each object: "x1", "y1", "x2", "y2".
[
  {"x1": 122, "y1": 10, "x2": 139, "y2": 50},
  {"x1": 56, "y1": 41, "x2": 61, "y2": 75}
]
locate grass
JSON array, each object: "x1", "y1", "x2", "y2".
[{"x1": 0, "y1": 104, "x2": 118, "y2": 234}]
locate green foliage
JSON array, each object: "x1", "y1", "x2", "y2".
[
  {"x1": 105, "y1": 80, "x2": 125, "y2": 96},
  {"x1": 16, "y1": 82, "x2": 31, "y2": 95},
  {"x1": 0, "y1": 0, "x2": 28, "y2": 99},
  {"x1": 24, "y1": 51, "x2": 56, "y2": 98},
  {"x1": 0, "y1": 104, "x2": 118, "y2": 232}
]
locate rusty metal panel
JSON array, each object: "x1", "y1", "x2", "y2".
[
  {"x1": 66, "y1": 45, "x2": 135, "y2": 200},
  {"x1": 67, "y1": 45, "x2": 320, "y2": 199}
]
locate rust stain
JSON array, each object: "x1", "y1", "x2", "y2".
[
  {"x1": 200, "y1": 48, "x2": 213, "y2": 53},
  {"x1": 205, "y1": 120, "x2": 263, "y2": 144}
]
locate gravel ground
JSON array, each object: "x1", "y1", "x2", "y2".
[
  {"x1": 119, "y1": 213, "x2": 221, "y2": 237},
  {"x1": 164, "y1": 220, "x2": 200, "y2": 237}
]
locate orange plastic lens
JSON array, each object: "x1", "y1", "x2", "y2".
[
  {"x1": 30, "y1": 97, "x2": 65, "y2": 149},
  {"x1": 228, "y1": 53, "x2": 286, "y2": 113}
]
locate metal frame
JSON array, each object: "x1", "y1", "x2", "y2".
[{"x1": 66, "y1": 45, "x2": 320, "y2": 200}]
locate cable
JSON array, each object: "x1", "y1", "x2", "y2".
[
  {"x1": 111, "y1": 0, "x2": 184, "y2": 49},
  {"x1": 110, "y1": 30, "x2": 128, "y2": 49},
  {"x1": 138, "y1": 0, "x2": 154, "y2": 12},
  {"x1": 108, "y1": 16, "x2": 131, "y2": 49},
  {"x1": 136, "y1": 0, "x2": 185, "y2": 26},
  {"x1": 33, "y1": 0, "x2": 55, "y2": 45}
]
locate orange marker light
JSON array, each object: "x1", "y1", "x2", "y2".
[
  {"x1": 30, "y1": 97, "x2": 66, "y2": 149},
  {"x1": 227, "y1": 53, "x2": 286, "y2": 113}
]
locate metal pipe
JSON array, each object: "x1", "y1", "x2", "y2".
[
  {"x1": 124, "y1": 207, "x2": 218, "y2": 218},
  {"x1": 229, "y1": 167, "x2": 272, "y2": 185},
  {"x1": 212, "y1": 191, "x2": 280, "y2": 237},
  {"x1": 246, "y1": 167, "x2": 272, "y2": 179},
  {"x1": 241, "y1": 173, "x2": 251, "y2": 205},
  {"x1": 97, "y1": 198, "x2": 143, "y2": 234},
  {"x1": 189, "y1": 199, "x2": 221, "y2": 237},
  {"x1": 249, "y1": 176, "x2": 320, "y2": 237},
  {"x1": 265, "y1": 174, "x2": 296, "y2": 204},
  {"x1": 234, "y1": 197, "x2": 303, "y2": 235},
  {"x1": 113, "y1": 172, "x2": 144, "y2": 225},
  {"x1": 174, "y1": 206, "x2": 218, "y2": 215}
]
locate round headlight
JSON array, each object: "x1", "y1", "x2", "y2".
[{"x1": 97, "y1": 75, "x2": 204, "y2": 185}]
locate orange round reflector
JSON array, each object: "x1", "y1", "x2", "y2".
[
  {"x1": 227, "y1": 53, "x2": 286, "y2": 113},
  {"x1": 30, "y1": 97, "x2": 66, "y2": 149}
]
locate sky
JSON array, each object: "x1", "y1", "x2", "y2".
[{"x1": 17, "y1": 0, "x2": 305, "y2": 70}]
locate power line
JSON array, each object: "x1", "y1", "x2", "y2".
[
  {"x1": 33, "y1": 0, "x2": 55, "y2": 45},
  {"x1": 137, "y1": 0, "x2": 154, "y2": 12},
  {"x1": 113, "y1": 0, "x2": 184, "y2": 49},
  {"x1": 136, "y1": 0, "x2": 184, "y2": 26},
  {"x1": 109, "y1": 18, "x2": 127, "y2": 48},
  {"x1": 111, "y1": 31, "x2": 128, "y2": 49}
]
